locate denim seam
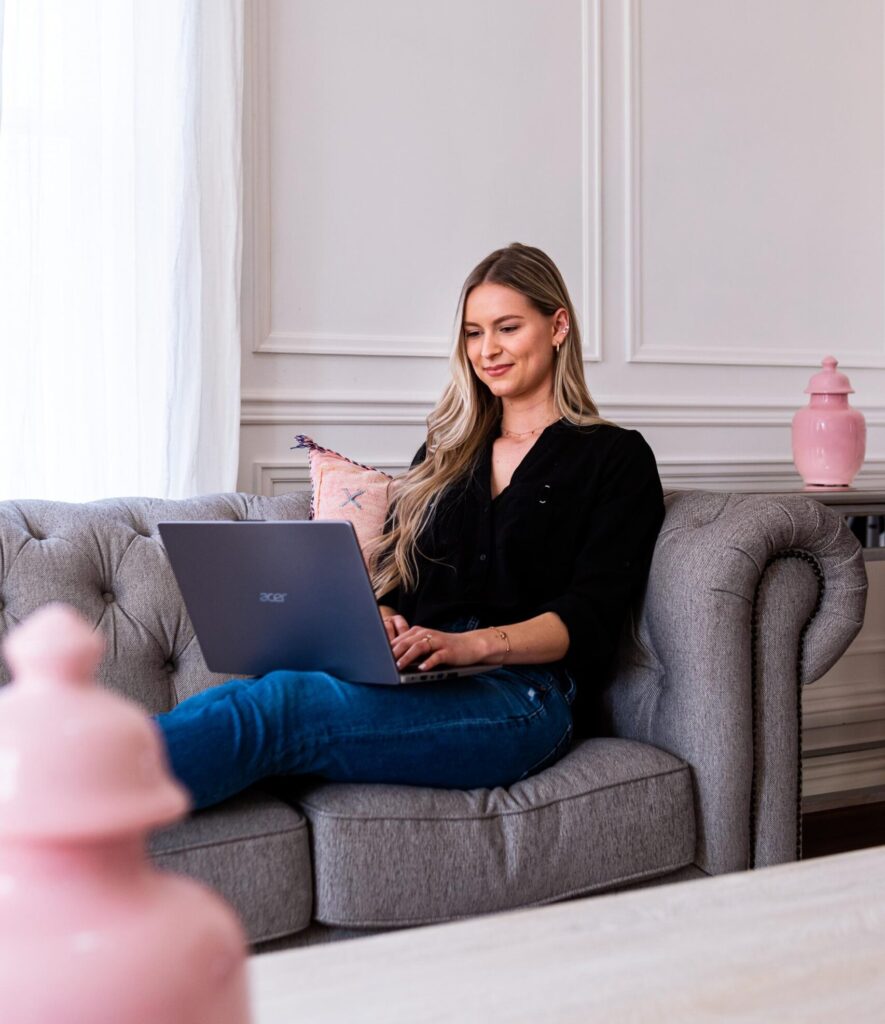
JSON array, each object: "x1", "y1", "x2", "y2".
[
  {"x1": 490, "y1": 663, "x2": 574, "y2": 701},
  {"x1": 544, "y1": 679, "x2": 575, "y2": 707},
  {"x1": 517, "y1": 721, "x2": 574, "y2": 780},
  {"x1": 297, "y1": 764, "x2": 690, "y2": 821},
  {"x1": 272, "y1": 704, "x2": 553, "y2": 780},
  {"x1": 291, "y1": 687, "x2": 554, "y2": 752}
]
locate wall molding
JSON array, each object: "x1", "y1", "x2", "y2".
[
  {"x1": 804, "y1": 671, "x2": 885, "y2": 726},
  {"x1": 657, "y1": 458, "x2": 885, "y2": 490},
  {"x1": 802, "y1": 634, "x2": 885, "y2": 792},
  {"x1": 816, "y1": 636, "x2": 885, "y2": 660},
  {"x1": 581, "y1": 0, "x2": 603, "y2": 363},
  {"x1": 243, "y1": 390, "x2": 885, "y2": 490},
  {"x1": 251, "y1": 452, "x2": 885, "y2": 497},
  {"x1": 243, "y1": 0, "x2": 602, "y2": 361},
  {"x1": 241, "y1": 388, "x2": 885, "y2": 428},
  {"x1": 242, "y1": 0, "x2": 270, "y2": 364},
  {"x1": 802, "y1": 747, "x2": 885, "y2": 799},
  {"x1": 252, "y1": 458, "x2": 411, "y2": 497},
  {"x1": 622, "y1": 0, "x2": 885, "y2": 369},
  {"x1": 803, "y1": 637, "x2": 885, "y2": 731},
  {"x1": 242, "y1": 390, "x2": 433, "y2": 426}
]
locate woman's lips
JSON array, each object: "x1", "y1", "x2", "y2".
[{"x1": 485, "y1": 364, "x2": 513, "y2": 376}]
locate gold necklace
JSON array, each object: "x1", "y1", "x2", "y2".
[{"x1": 500, "y1": 414, "x2": 563, "y2": 440}]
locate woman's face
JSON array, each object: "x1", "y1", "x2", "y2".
[{"x1": 463, "y1": 282, "x2": 567, "y2": 405}]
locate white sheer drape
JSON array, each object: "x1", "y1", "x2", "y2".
[{"x1": 0, "y1": 0, "x2": 243, "y2": 501}]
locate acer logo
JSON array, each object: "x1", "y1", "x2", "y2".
[{"x1": 259, "y1": 592, "x2": 287, "y2": 603}]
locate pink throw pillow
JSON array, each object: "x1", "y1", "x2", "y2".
[{"x1": 290, "y1": 435, "x2": 400, "y2": 564}]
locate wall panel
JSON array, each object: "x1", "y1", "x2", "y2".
[{"x1": 240, "y1": 0, "x2": 885, "y2": 808}]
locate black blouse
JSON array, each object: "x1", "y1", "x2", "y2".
[{"x1": 378, "y1": 419, "x2": 665, "y2": 726}]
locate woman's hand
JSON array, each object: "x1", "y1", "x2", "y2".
[
  {"x1": 390, "y1": 624, "x2": 487, "y2": 671},
  {"x1": 381, "y1": 612, "x2": 411, "y2": 646}
]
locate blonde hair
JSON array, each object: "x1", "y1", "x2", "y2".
[{"x1": 367, "y1": 242, "x2": 614, "y2": 601}]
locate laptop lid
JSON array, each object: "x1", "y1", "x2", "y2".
[{"x1": 157, "y1": 520, "x2": 499, "y2": 685}]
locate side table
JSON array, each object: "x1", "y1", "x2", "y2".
[{"x1": 249, "y1": 845, "x2": 885, "y2": 1023}]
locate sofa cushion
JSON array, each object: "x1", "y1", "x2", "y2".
[
  {"x1": 287, "y1": 737, "x2": 695, "y2": 928},
  {"x1": 290, "y1": 434, "x2": 400, "y2": 566},
  {"x1": 0, "y1": 493, "x2": 311, "y2": 710},
  {"x1": 148, "y1": 789, "x2": 313, "y2": 945}
]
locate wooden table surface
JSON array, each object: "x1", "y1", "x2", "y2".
[{"x1": 248, "y1": 845, "x2": 885, "y2": 1022}]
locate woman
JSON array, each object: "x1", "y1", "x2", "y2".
[{"x1": 154, "y1": 243, "x2": 665, "y2": 810}]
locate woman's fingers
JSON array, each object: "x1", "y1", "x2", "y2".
[
  {"x1": 392, "y1": 627, "x2": 483, "y2": 670},
  {"x1": 393, "y1": 628, "x2": 440, "y2": 669},
  {"x1": 415, "y1": 643, "x2": 442, "y2": 670},
  {"x1": 397, "y1": 634, "x2": 432, "y2": 667},
  {"x1": 383, "y1": 615, "x2": 411, "y2": 643},
  {"x1": 391, "y1": 615, "x2": 411, "y2": 636},
  {"x1": 391, "y1": 627, "x2": 420, "y2": 652}
]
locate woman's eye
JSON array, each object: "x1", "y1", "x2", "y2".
[{"x1": 466, "y1": 326, "x2": 517, "y2": 337}]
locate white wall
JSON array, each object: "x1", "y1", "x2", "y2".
[{"x1": 239, "y1": 0, "x2": 885, "y2": 806}]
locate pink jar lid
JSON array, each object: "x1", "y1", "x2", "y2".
[
  {"x1": 0, "y1": 603, "x2": 189, "y2": 840},
  {"x1": 804, "y1": 355, "x2": 855, "y2": 395}
]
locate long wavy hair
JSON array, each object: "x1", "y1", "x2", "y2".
[{"x1": 367, "y1": 242, "x2": 614, "y2": 601}]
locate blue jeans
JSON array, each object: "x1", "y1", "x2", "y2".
[{"x1": 152, "y1": 615, "x2": 576, "y2": 811}]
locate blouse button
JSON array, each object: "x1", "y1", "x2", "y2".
[{"x1": 479, "y1": 553, "x2": 487, "y2": 562}]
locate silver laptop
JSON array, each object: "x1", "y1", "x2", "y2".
[{"x1": 157, "y1": 520, "x2": 501, "y2": 685}]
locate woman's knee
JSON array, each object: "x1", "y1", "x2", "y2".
[{"x1": 247, "y1": 669, "x2": 380, "y2": 735}]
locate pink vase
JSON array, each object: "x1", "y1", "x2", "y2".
[
  {"x1": 792, "y1": 355, "x2": 867, "y2": 487},
  {"x1": 0, "y1": 603, "x2": 251, "y2": 1024}
]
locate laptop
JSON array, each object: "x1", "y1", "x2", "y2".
[{"x1": 157, "y1": 520, "x2": 501, "y2": 685}]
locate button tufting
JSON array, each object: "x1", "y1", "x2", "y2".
[
  {"x1": 102, "y1": 592, "x2": 115, "y2": 604},
  {"x1": 164, "y1": 661, "x2": 175, "y2": 674}
]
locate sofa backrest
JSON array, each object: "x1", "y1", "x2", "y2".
[{"x1": 0, "y1": 492, "x2": 311, "y2": 712}]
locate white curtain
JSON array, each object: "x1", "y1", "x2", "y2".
[{"x1": 0, "y1": 0, "x2": 243, "y2": 502}]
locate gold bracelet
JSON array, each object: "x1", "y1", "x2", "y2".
[{"x1": 489, "y1": 626, "x2": 510, "y2": 660}]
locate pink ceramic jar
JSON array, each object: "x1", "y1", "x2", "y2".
[
  {"x1": 792, "y1": 355, "x2": 867, "y2": 487},
  {"x1": 0, "y1": 603, "x2": 251, "y2": 1024}
]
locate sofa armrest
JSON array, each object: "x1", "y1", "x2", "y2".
[{"x1": 599, "y1": 490, "x2": 868, "y2": 876}]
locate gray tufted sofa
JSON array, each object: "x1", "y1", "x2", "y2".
[{"x1": 0, "y1": 488, "x2": 868, "y2": 950}]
